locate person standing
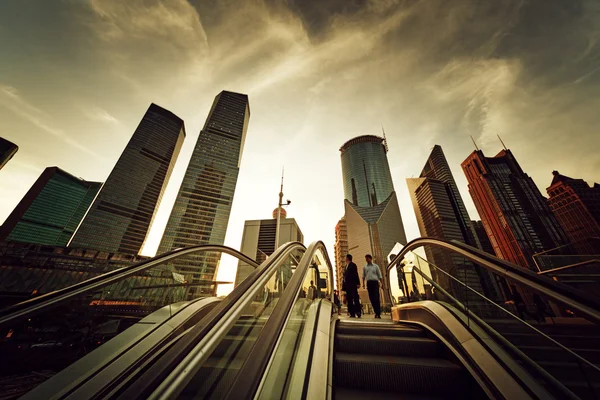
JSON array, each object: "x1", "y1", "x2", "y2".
[
  {"x1": 362, "y1": 254, "x2": 383, "y2": 319},
  {"x1": 343, "y1": 254, "x2": 361, "y2": 318}
]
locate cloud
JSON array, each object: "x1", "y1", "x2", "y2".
[
  {"x1": 84, "y1": 106, "x2": 120, "y2": 125},
  {"x1": 0, "y1": 84, "x2": 107, "y2": 161}
]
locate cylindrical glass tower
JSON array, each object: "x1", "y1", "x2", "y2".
[{"x1": 340, "y1": 135, "x2": 395, "y2": 207}]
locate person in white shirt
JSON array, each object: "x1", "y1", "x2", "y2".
[{"x1": 362, "y1": 254, "x2": 383, "y2": 318}]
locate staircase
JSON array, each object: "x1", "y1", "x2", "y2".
[
  {"x1": 487, "y1": 320, "x2": 600, "y2": 399},
  {"x1": 333, "y1": 319, "x2": 485, "y2": 399}
]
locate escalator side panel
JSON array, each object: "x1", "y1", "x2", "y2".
[{"x1": 393, "y1": 301, "x2": 552, "y2": 399}]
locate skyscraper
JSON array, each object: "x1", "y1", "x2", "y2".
[
  {"x1": 70, "y1": 104, "x2": 185, "y2": 255},
  {"x1": 407, "y1": 145, "x2": 499, "y2": 299},
  {"x1": 0, "y1": 137, "x2": 18, "y2": 170},
  {"x1": 158, "y1": 91, "x2": 249, "y2": 292},
  {"x1": 235, "y1": 208, "x2": 303, "y2": 286},
  {"x1": 340, "y1": 135, "x2": 407, "y2": 303},
  {"x1": 546, "y1": 171, "x2": 600, "y2": 254},
  {"x1": 334, "y1": 216, "x2": 348, "y2": 291},
  {"x1": 0, "y1": 167, "x2": 101, "y2": 246},
  {"x1": 461, "y1": 149, "x2": 568, "y2": 272},
  {"x1": 472, "y1": 220, "x2": 495, "y2": 255}
]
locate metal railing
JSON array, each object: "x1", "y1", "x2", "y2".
[
  {"x1": 0, "y1": 244, "x2": 259, "y2": 330},
  {"x1": 385, "y1": 237, "x2": 600, "y2": 324}
]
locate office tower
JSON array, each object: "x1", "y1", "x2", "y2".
[
  {"x1": 406, "y1": 145, "x2": 488, "y2": 294},
  {"x1": 235, "y1": 208, "x2": 303, "y2": 286},
  {"x1": 70, "y1": 104, "x2": 185, "y2": 255},
  {"x1": 340, "y1": 135, "x2": 407, "y2": 304},
  {"x1": 407, "y1": 145, "x2": 500, "y2": 299},
  {"x1": 0, "y1": 137, "x2": 18, "y2": 170},
  {"x1": 472, "y1": 220, "x2": 495, "y2": 255},
  {"x1": 334, "y1": 216, "x2": 348, "y2": 291},
  {"x1": 0, "y1": 167, "x2": 101, "y2": 246},
  {"x1": 546, "y1": 171, "x2": 600, "y2": 253},
  {"x1": 462, "y1": 149, "x2": 568, "y2": 272},
  {"x1": 159, "y1": 91, "x2": 249, "y2": 293}
]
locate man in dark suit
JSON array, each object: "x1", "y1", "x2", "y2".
[{"x1": 343, "y1": 254, "x2": 361, "y2": 318}]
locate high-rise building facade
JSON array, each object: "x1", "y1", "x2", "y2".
[
  {"x1": 0, "y1": 137, "x2": 18, "y2": 170},
  {"x1": 461, "y1": 149, "x2": 568, "y2": 272},
  {"x1": 334, "y1": 216, "x2": 348, "y2": 291},
  {"x1": 340, "y1": 135, "x2": 407, "y2": 303},
  {"x1": 546, "y1": 171, "x2": 600, "y2": 252},
  {"x1": 70, "y1": 104, "x2": 185, "y2": 255},
  {"x1": 407, "y1": 146, "x2": 500, "y2": 300},
  {"x1": 0, "y1": 167, "x2": 101, "y2": 246},
  {"x1": 235, "y1": 209, "x2": 303, "y2": 286},
  {"x1": 159, "y1": 91, "x2": 249, "y2": 292},
  {"x1": 472, "y1": 220, "x2": 495, "y2": 255}
]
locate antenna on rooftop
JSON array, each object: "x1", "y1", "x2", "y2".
[{"x1": 470, "y1": 135, "x2": 479, "y2": 151}]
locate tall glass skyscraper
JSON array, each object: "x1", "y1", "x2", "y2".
[
  {"x1": 0, "y1": 137, "x2": 18, "y2": 170},
  {"x1": 340, "y1": 135, "x2": 406, "y2": 304},
  {"x1": 407, "y1": 145, "x2": 501, "y2": 300},
  {"x1": 157, "y1": 91, "x2": 249, "y2": 294},
  {"x1": 341, "y1": 135, "x2": 395, "y2": 207},
  {"x1": 0, "y1": 167, "x2": 101, "y2": 246},
  {"x1": 462, "y1": 149, "x2": 568, "y2": 272},
  {"x1": 70, "y1": 104, "x2": 185, "y2": 255}
]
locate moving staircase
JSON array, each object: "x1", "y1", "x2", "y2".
[{"x1": 333, "y1": 319, "x2": 485, "y2": 399}]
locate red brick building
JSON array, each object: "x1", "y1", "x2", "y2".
[
  {"x1": 461, "y1": 149, "x2": 568, "y2": 272},
  {"x1": 546, "y1": 171, "x2": 600, "y2": 253}
]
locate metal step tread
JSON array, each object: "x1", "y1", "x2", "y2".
[
  {"x1": 336, "y1": 334, "x2": 437, "y2": 344},
  {"x1": 334, "y1": 387, "x2": 446, "y2": 400},
  {"x1": 336, "y1": 334, "x2": 440, "y2": 357},
  {"x1": 335, "y1": 353, "x2": 461, "y2": 369},
  {"x1": 336, "y1": 324, "x2": 425, "y2": 337}
]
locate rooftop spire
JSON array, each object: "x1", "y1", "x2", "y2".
[
  {"x1": 382, "y1": 125, "x2": 389, "y2": 152},
  {"x1": 497, "y1": 134, "x2": 507, "y2": 150},
  {"x1": 470, "y1": 135, "x2": 479, "y2": 151}
]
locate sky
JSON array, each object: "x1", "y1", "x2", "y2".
[{"x1": 1, "y1": 0, "x2": 600, "y2": 295}]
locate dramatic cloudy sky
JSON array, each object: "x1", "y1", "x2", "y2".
[{"x1": 1, "y1": 0, "x2": 599, "y2": 293}]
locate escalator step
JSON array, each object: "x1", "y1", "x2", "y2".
[
  {"x1": 336, "y1": 323, "x2": 424, "y2": 338},
  {"x1": 334, "y1": 353, "x2": 465, "y2": 395},
  {"x1": 336, "y1": 334, "x2": 441, "y2": 358},
  {"x1": 334, "y1": 387, "x2": 446, "y2": 400}
]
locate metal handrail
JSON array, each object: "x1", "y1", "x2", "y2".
[
  {"x1": 223, "y1": 241, "x2": 335, "y2": 400},
  {"x1": 411, "y1": 251, "x2": 600, "y2": 373},
  {"x1": 385, "y1": 237, "x2": 600, "y2": 324},
  {"x1": 404, "y1": 252, "x2": 580, "y2": 400},
  {"x1": 120, "y1": 242, "x2": 307, "y2": 400},
  {"x1": 0, "y1": 244, "x2": 259, "y2": 329}
]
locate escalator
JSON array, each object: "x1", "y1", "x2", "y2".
[
  {"x1": 0, "y1": 242, "x2": 296, "y2": 399},
  {"x1": 387, "y1": 237, "x2": 600, "y2": 400},
  {"x1": 2, "y1": 238, "x2": 600, "y2": 399},
  {"x1": 333, "y1": 319, "x2": 486, "y2": 399}
]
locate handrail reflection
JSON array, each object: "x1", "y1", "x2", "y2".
[
  {"x1": 385, "y1": 237, "x2": 600, "y2": 324},
  {"x1": 0, "y1": 244, "x2": 260, "y2": 329}
]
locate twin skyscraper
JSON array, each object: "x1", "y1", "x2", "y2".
[{"x1": 68, "y1": 91, "x2": 250, "y2": 281}]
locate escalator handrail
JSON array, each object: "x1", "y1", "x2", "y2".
[
  {"x1": 385, "y1": 237, "x2": 600, "y2": 324},
  {"x1": 0, "y1": 244, "x2": 259, "y2": 329},
  {"x1": 223, "y1": 241, "x2": 335, "y2": 400},
  {"x1": 119, "y1": 241, "x2": 306, "y2": 400},
  {"x1": 405, "y1": 258, "x2": 579, "y2": 400}
]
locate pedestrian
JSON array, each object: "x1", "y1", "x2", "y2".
[
  {"x1": 334, "y1": 290, "x2": 342, "y2": 314},
  {"x1": 362, "y1": 254, "x2": 383, "y2": 319},
  {"x1": 307, "y1": 281, "x2": 317, "y2": 300},
  {"x1": 533, "y1": 293, "x2": 552, "y2": 323},
  {"x1": 343, "y1": 254, "x2": 361, "y2": 318},
  {"x1": 511, "y1": 286, "x2": 537, "y2": 321}
]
